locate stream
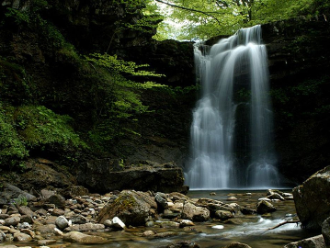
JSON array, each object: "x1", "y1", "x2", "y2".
[{"x1": 29, "y1": 189, "x2": 317, "y2": 248}]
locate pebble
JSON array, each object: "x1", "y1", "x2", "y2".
[
  {"x1": 227, "y1": 196, "x2": 238, "y2": 201},
  {"x1": 212, "y1": 225, "x2": 224, "y2": 229}
]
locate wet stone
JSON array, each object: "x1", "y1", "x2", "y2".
[
  {"x1": 70, "y1": 214, "x2": 88, "y2": 224},
  {"x1": 20, "y1": 215, "x2": 33, "y2": 224},
  {"x1": 37, "y1": 239, "x2": 57, "y2": 245},
  {"x1": 4, "y1": 216, "x2": 20, "y2": 226},
  {"x1": 13, "y1": 232, "x2": 33, "y2": 242},
  {"x1": 35, "y1": 224, "x2": 56, "y2": 234},
  {"x1": 56, "y1": 216, "x2": 69, "y2": 230},
  {"x1": 0, "y1": 214, "x2": 10, "y2": 219}
]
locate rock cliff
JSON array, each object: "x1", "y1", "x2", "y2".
[{"x1": 262, "y1": 18, "x2": 330, "y2": 183}]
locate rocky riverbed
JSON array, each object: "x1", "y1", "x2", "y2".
[{"x1": 0, "y1": 182, "x2": 309, "y2": 248}]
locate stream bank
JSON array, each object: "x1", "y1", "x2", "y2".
[{"x1": 0, "y1": 184, "x2": 316, "y2": 248}]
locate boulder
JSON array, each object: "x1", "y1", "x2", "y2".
[
  {"x1": 13, "y1": 232, "x2": 33, "y2": 242},
  {"x1": 293, "y1": 166, "x2": 330, "y2": 229},
  {"x1": 69, "y1": 215, "x2": 88, "y2": 224},
  {"x1": 268, "y1": 193, "x2": 285, "y2": 201},
  {"x1": 179, "y1": 219, "x2": 195, "y2": 227},
  {"x1": 55, "y1": 216, "x2": 69, "y2": 230},
  {"x1": 19, "y1": 158, "x2": 74, "y2": 189},
  {"x1": 34, "y1": 224, "x2": 56, "y2": 234},
  {"x1": 4, "y1": 216, "x2": 20, "y2": 226},
  {"x1": 159, "y1": 241, "x2": 201, "y2": 248},
  {"x1": 77, "y1": 159, "x2": 185, "y2": 193},
  {"x1": 47, "y1": 194, "x2": 66, "y2": 209},
  {"x1": 284, "y1": 234, "x2": 326, "y2": 248},
  {"x1": 256, "y1": 200, "x2": 276, "y2": 215},
  {"x1": 40, "y1": 189, "x2": 56, "y2": 200},
  {"x1": 170, "y1": 202, "x2": 184, "y2": 213},
  {"x1": 97, "y1": 190, "x2": 157, "y2": 226},
  {"x1": 64, "y1": 231, "x2": 106, "y2": 244},
  {"x1": 196, "y1": 198, "x2": 236, "y2": 215},
  {"x1": 215, "y1": 210, "x2": 234, "y2": 220},
  {"x1": 182, "y1": 202, "x2": 210, "y2": 222},
  {"x1": 222, "y1": 242, "x2": 252, "y2": 248},
  {"x1": 0, "y1": 183, "x2": 36, "y2": 205},
  {"x1": 155, "y1": 192, "x2": 168, "y2": 209},
  {"x1": 79, "y1": 223, "x2": 105, "y2": 232},
  {"x1": 322, "y1": 217, "x2": 330, "y2": 246},
  {"x1": 0, "y1": 230, "x2": 5, "y2": 242},
  {"x1": 106, "y1": 217, "x2": 126, "y2": 229},
  {"x1": 17, "y1": 206, "x2": 34, "y2": 216},
  {"x1": 64, "y1": 223, "x2": 105, "y2": 232}
]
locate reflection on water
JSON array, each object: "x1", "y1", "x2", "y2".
[{"x1": 6, "y1": 190, "x2": 318, "y2": 248}]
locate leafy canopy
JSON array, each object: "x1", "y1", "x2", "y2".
[{"x1": 151, "y1": 0, "x2": 329, "y2": 40}]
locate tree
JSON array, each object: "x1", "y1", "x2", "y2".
[{"x1": 150, "y1": 0, "x2": 328, "y2": 40}]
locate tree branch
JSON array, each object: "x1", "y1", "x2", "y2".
[
  {"x1": 266, "y1": 220, "x2": 300, "y2": 231},
  {"x1": 154, "y1": 0, "x2": 223, "y2": 25}
]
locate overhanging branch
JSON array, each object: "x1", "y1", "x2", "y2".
[{"x1": 154, "y1": 0, "x2": 223, "y2": 25}]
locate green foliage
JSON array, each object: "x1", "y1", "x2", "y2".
[
  {"x1": 0, "y1": 103, "x2": 86, "y2": 168},
  {"x1": 84, "y1": 53, "x2": 164, "y2": 77},
  {"x1": 113, "y1": 0, "x2": 146, "y2": 14},
  {"x1": 5, "y1": 8, "x2": 30, "y2": 25},
  {"x1": 125, "y1": 14, "x2": 163, "y2": 34},
  {"x1": 82, "y1": 53, "x2": 166, "y2": 153},
  {"x1": 153, "y1": 0, "x2": 330, "y2": 40},
  {"x1": 12, "y1": 196, "x2": 28, "y2": 206},
  {"x1": 0, "y1": 105, "x2": 29, "y2": 166},
  {"x1": 14, "y1": 105, "x2": 86, "y2": 149},
  {"x1": 0, "y1": 56, "x2": 36, "y2": 104},
  {"x1": 3, "y1": 0, "x2": 78, "y2": 56}
]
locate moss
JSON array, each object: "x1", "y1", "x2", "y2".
[
  {"x1": 0, "y1": 103, "x2": 87, "y2": 169},
  {"x1": 0, "y1": 105, "x2": 29, "y2": 166}
]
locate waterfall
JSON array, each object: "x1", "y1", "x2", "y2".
[{"x1": 185, "y1": 25, "x2": 279, "y2": 189}]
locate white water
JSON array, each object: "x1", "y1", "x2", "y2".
[{"x1": 186, "y1": 25, "x2": 279, "y2": 189}]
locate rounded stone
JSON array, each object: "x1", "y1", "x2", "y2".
[
  {"x1": 4, "y1": 216, "x2": 20, "y2": 226},
  {"x1": 56, "y1": 216, "x2": 69, "y2": 230}
]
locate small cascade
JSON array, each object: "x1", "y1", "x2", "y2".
[{"x1": 185, "y1": 25, "x2": 279, "y2": 189}]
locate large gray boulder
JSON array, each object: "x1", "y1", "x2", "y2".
[
  {"x1": 0, "y1": 183, "x2": 36, "y2": 205},
  {"x1": 77, "y1": 159, "x2": 185, "y2": 193},
  {"x1": 97, "y1": 190, "x2": 157, "y2": 226},
  {"x1": 293, "y1": 166, "x2": 330, "y2": 229}
]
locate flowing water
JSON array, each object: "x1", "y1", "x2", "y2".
[
  {"x1": 8, "y1": 190, "x2": 316, "y2": 248},
  {"x1": 185, "y1": 25, "x2": 279, "y2": 189}
]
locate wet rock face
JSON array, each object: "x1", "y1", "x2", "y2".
[
  {"x1": 77, "y1": 159, "x2": 185, "y2": 193},
  {"x1": 262, "y1": 18, "x2": 330, "y2": 82},
  {"x1": 261, "y1": 19, "x2": 330, "y2": 183},
  {"x1": 16, "y1": 158, "x2": 75, "y2": 191},
  {"x1": 293, "y1": 165, "x2": 330, "y2": 229},
  {"x1": 121, "y1": 39, "x2": 195, "y2": 87},
  {"x1": 0, "y1": 0, "x2": 156, "y2": 54}
]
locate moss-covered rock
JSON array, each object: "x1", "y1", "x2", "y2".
[{"x1": 97, "y1": 190, "x2": 157, "y2": 226}]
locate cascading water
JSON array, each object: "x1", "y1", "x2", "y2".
[{"x1": 185, "y1": 25, "x2": 279, "y2": 189}]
